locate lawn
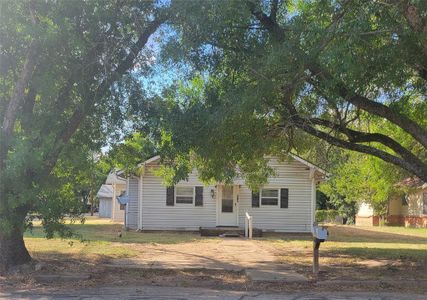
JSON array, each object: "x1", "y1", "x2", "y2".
[
  {"x1": 25, "y1": 218, "x2": 427, "y2": 268},
  {"x1": 17, "y1": 220, "x2": 427, "y2": 292},
  {"x1": 266, "y1": 225, "x2": 427, "y2": 280},
  {"x1": 24, "y1": 216, "x2": 208, "y2": 262}
]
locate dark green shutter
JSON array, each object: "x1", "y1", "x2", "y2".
[
  {"x1": 280, "y1": 188, "x2": 289, "y2": 208},
  {"x1": 251, "y1": 191, "x2": 260, "y2": 207},
  {"x1": 195, "y1": 186, "x2": 203, "y2": 206},
  {"x1": 166, "y1": 186, "x2": 174, "y2": 206}
]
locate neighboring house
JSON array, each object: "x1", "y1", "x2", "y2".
[
  {"x1": 388, "y1": 178, "x2": 427, "y2": 227},
  {"x1": 123, "y1": 155, "x2": 327, "y2": 233},
  {"x1": 355, "y1": 202, "x2": 379, "y2": 226},
  {"x1": 96, "y1": 172, "x2": 127, "y2": 222},
  {"x1": 97, "y1": 184, "x2": 114, "y2": 218},
  {"x1": 355, "y1": 178, "x2": 427, "y2": 228}
]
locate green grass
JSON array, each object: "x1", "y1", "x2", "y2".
[
  {"x1": 353, "y1": 225, "x2": 427, "y2": 238},
  {"x1": 25, "y1": 218, "x2": 427, "y2": 268},
  {"x1": 24, "y1": 217, "x2": 209, "y2": 261},
  {"x1": 267, "y1": 225, "x2": 427, "y2": 264}
]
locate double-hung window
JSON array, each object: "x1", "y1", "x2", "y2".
[
  {"x1": 175, "y1": 186, "x2": 194, "y2": 204},
  {"x1": 260, "y1": 188, "x2": 279, "y2": 206}
]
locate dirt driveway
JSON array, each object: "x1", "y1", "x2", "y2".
[{"x1": 107, "y1": 238, "x2": 307, "y2": 282}]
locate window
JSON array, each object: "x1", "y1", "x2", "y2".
[
  {"x1": 261, "y1": 188, "x2": 279, "y2": 206},
  {"x1": 423, "y1": 193, "x2": 427, "y2": 215},
  {"x1": 222, "y1": 186, "x2": 233, "y2": 212},
  {"x1": 175, "y1": 186, "x2": 194, "y2": 204},
  {"x1": 401, "y1": 194, "x2": 408, "y2": 206}
]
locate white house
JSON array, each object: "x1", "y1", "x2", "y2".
[
  {"x1": 96, "y1": 172, "x2": 127, "y2": 221},
  {"x1": 97, "y1": 184, "x2": 114, "y2": 218},
  {"x1": 123, "y1": 155, "x2": 327, "y2": 233}
]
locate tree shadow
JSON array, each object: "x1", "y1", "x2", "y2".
[
  {"x1": 326, "y1": 247, "x2": 427, "y2": 263},
  {"x1": 25, "y1": 223, "x2": 208, "y2": 245},
  {"x1": 262, "y1": 226, "x2": 427, "y2": 245}
]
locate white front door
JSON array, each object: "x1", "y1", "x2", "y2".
[{"x1": 217, "y1": 185, "x2": 238, "y2": 226}]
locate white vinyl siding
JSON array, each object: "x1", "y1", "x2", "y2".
[
  {"x1": 98, "y1": 198, "x2": 112, "y2": 218},
  {"x1": 126, "y1": 177, "x2": 139, "y2": 229},
  {"x1": 126, "y1": 156, "x2": 315, "y2": 232},
  {"x1": 140, "y1": 166, "x2": 216, "y2": 230},
  {"x1": 238, "y1": 158, "x2": 313, "y2": 232}
]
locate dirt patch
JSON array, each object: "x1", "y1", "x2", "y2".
[
  {"x1": 356, "y1": 259, "x2": 392, "y2": 267},
  {"x1": 2, "y1": 259, "x2": 427, "y2": 295},
  {"x1": 108, "y1": 238, "x2": 279, "y2": 270}
]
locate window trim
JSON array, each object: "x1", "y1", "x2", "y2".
[
  {"x1": 175, "y1": 186, "x2": 195, "y2": 205},
  {"x1": 260, "y1": 188, "x2": 280, "y2": 207}
]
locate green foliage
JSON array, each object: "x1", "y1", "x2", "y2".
[
  {"x1": 319, "y1": 152, "x2": 402, "y2": 217},
  {"x1": 139, "y1": 0, "x2": 427, "y2": 188},
  {"x1": 106, "y1": 132, "x2": 156, "y2": 177},
  {"x1": 315, "y1": 209, "x2": 339, "y2": 223},
  {"x1": 0, "y1": 0, "x2": 164, "y2": 242}
]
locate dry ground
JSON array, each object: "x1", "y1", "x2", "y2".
[{"x1": 1, "y1": 217, "x2": 427, "y2": 294}]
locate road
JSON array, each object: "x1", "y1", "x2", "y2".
[{"x1": 1, "y1": 286, "x2": 427, "y2": 300}]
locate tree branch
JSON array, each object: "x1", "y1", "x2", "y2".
[
  {"x1": 308, "y1": 117, "x2": 427, "y2": 170},
  {"x1": 250, "y1": 1, "x2": 427, "y2": 150},
  {"x1": 0, "y1": 40, "x2": 38, "y2": 170},
  {"x1": 270, "y1": 0, "x2": 279, "y2": 22},
  {"x1": 280, "y1": 86, "x2": 427, "y2": 181},
  {"x1": 41, "y1": 15, "x2": 166, "y2": 177},
  {"x1": 247, "y1": 1, "x2": 286, "y2": 41}
]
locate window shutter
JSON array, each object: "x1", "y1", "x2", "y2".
[
  {"x1": 195, "y1": 186, "x2": 203, "y2": 206},
  {"x1": 251, "y1": 191, "x2": 260, "y2": 207},
  {"x1": 280, "y1": 188, "x2": 289, "y2": 208},
  {"x1": 166, "y1": 186, "x2": 174, "y2": 206}
]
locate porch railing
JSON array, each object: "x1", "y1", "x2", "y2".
[{"x1": 245, "y1": 211, "x2": 253, "y2": 239}]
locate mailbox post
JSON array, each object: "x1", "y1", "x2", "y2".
[{"x1": 312, "y1": 223, "x2": 328, "y2": 276}]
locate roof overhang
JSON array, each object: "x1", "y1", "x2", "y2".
[{"x1": 117, "y1": 154, "x2": 329, "y2": 181}]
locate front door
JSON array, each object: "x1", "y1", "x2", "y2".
[{"x1": 217, "y1": 185, "x2": 238, "y2": 226}]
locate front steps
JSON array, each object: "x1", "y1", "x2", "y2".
[{"x1": 199, "y1": 226, "x2": 263, "y2": 237}]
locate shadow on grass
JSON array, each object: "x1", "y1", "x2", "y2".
[
  {"x1": 326, "y1": 247, "x2": 427, "y2": 263},
  {"x1": 263, "y1": 226, "x2": 427, "y2": 245},
  {"x1": 25, "y1": 223, "x2": 206, "y2": 245}
]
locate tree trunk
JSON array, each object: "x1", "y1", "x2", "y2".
[{"x1": 0, "y1": 225, "x2": 32, "y2": 273}]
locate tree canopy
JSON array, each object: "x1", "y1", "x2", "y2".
[
  {"x1": 142, "y1": 0, "x2": 427, "y2": 187},
  {"x1": 2, "y1": 0, "x2": 427, "y2": 271}
]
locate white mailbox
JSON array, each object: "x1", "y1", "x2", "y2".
[{"x1": 312, "y1": 226, "x2": 328, "y2": 241}]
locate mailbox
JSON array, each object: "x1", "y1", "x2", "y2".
[
  {"x1": 312, "y1": 223, "x2": 328, "y2": 275},
  {"x1": 312, "y1": 225, "x2": 328, "y2": 242}
]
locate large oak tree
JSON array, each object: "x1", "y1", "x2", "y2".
[
  {"x1": 0, "y1": 0, "x2": 166, "y2": 271},
  {"x1": 145, "y1": 0, "x2": 427, "y2": 185}
]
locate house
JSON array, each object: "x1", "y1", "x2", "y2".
[
  {"x1": 387, "y1": 178, "x2": 427, "y2": 227},
  {"x1": 96, "y1": 172, "x2": 127, "y2": 221},
  {"x1": 97, "y1": 184, "x2": 114, "y2": 218},
  {"x1": 123, "y1": 155, "x2": 327, "y2": 233},
  {"x1": 355, "y1": 177, "x2": 427, "y2": 228},
  {"x1": 355, "y1": 202, "x2": 379, "y2": 226}
]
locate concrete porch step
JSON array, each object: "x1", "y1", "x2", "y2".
[{"x1": 199, "y1": 226, "x2": 263, "y2": 237}]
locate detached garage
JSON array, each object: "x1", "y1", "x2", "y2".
[{"x1": 97, "y1": 184, "x2": 114, "y2": 218}]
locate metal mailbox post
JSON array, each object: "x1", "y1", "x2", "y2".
[{"x1": 312, "y1": 223, "x2": 328, "y2": 276}]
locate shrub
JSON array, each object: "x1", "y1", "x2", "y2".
[{"x1": 316, "y1": 209, "x2": 340, "y2": 223}]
